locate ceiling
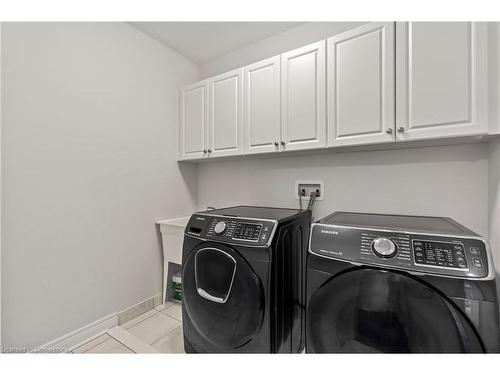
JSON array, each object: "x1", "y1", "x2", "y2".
[{"x1": 130, "y1": 22, "x2": 304, "y2": 64}]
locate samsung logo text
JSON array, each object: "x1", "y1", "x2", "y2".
[{"x1": 320, "y1": 229, "x2": 338, "y2": 235}]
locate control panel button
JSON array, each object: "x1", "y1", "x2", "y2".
[
  {"x1": 473, "y1": 257, "x2": 483, "y2": 269},
  {"x1": 371, "y1": 237, "x2": 397, "y2": 258},
  {"x1": 233, "y1": 223, "x2": 262, "y2": 242},
  {"x1": 412, "y1": 240, "x2": 469, "y2": 270},
  {"x1": 469, "y1": 247, "x2": 480, "y2": 255},
  {"x1": 214, "y1": 221, "x2": 227, "y2": 234}
]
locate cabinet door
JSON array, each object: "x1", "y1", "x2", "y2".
[
  {"x1": 328, "y1": 22, "x2": 395, "y2": 147},
  {"x1": 208, "y1": 68, "x2": 244, "y2": 157},
  {"x1": 396, "y1": 22, "x2": 487, "y2": 141},
  {"x1": 281, "y1": 41, "x2": 326, "y2": 151},
  {"x1": 244, "y1": 56, "x2": 281, "y2": 154},
  {"x1": 179, "y1": 81, "x2": 208, "y2": 160}
]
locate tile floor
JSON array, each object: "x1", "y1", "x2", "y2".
[{"x1": 71, "y1": 301, "x2": 184, "y2": 354}]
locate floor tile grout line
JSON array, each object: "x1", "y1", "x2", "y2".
[
  {"x1": 120, "y1": 310, "x2": 159, "y2": 330},
  {"x1": 107, "y1": 326, "x2": 159, "y2": 353},
  {"x1": 82, "y1": 337, "x2": 131, "y2": 354},
  {"x1": 150, "y1": 324, "x2": 183, "y2": 347},
  {"x1": 79, "y1": 338, "x2": 112, "y2": 354},
  {"x1": 152, "y1": 320, "x2": 183, "y2": 343},
  {"x1": 71, "y1": 333, "x2": 112, "y2": 354},
  {"x1": 107, "y1": 336, "x2": 137, "y2": 353},
  {"x1": 155, "y1": 301, "x2": 177, "y2": 309},
  {"x1": 157, "y1": 309, "x2": 182, "y2": 322},
  {"x1": 72, "y1": 339, "x2": 112, "y2": 354},
  {"x1": 121, "y1": 310, "x2": 182, "y2": 347}
]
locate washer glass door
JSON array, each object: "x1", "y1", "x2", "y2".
[
  {"x1": 183, "y1": 243, "x2": 265, "y2": 349},
  {"x1": 307, "y1": 268, "x2": 484, "y2": 353}
]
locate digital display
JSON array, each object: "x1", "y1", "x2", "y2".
[
  {"x1": 413, "y1": 240, "x2": 467, "y2": 269},
  {"x1": 233, "y1": 223, "x2": 262, "y2": 242}
]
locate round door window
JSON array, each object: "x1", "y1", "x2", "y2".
[
  {"x1": 307, "y1": 268, "x2": 484, "y2": 353},
  {"x1": 183, "y1": 243, "x2": 265, "y2": 349}
]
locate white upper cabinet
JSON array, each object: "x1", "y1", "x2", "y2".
[
  {"x1": 327, "y1": 22, "x2": 395, "y2": 147},
  {"x1": 179, "y1": 80, "x2": 208, "y2": 160},
  {"x1": 244, "y1": 56, "x2": 281, "y2": 154},
  {"x1": 179, "y1": 22, "x2": 492, "y2": 161},
  {"x1": 208, "y1": 68, "x2": 244, "y2": 157},
  {"x1": 396, "y1": 22, "x2": 487, "y2": 141},
  {"x1": 281, "y1": 41, "x2": 326, "y2": 151}
]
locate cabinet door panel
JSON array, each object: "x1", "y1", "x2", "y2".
[
  {"x1": 281, "y1": 41, "x2": 326, "y2": 151},
  {"x1": 328, "y1": 22, "x2": 395, "y2": 147},
  {"x1": 244, "y1": 56, "x2": 281, "y2": 154},
  {"x1": 179, "y1": 81, "x2": 208, "y2": 160},
  {"x1": 208, "y1": 68, "x2": 244, "y2": 157},
  {"x1": 396, "y1": 22, "x2": 487, "y2": 141}
]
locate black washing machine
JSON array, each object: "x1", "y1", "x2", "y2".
[
  {"x1": 182, "y1": 206, "x2": 311, "y2": 353},
  {"x1": 306, "y1": 212, "x2": 500, "y2": 353}
]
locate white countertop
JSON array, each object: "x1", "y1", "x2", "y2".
[{"x1": 156, "y1": 216, "x2": 190, "y2": 228}]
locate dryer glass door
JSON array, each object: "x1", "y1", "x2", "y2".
[
  {"x1": 183, "y1": 243, "x2": 265, "y2": 349},
  {"x1": 307, "y1": 268, "x2": 484, "y2": 353}
]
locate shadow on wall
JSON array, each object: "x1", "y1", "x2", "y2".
[
  {"x1": 178, "y1": 162, "x2": 198, "y2": 207},
  {"x1": 488, "y1": 139, "x2": 500, "y2": 302},
  {"x1": 210, "y1": 145, "x2": 488, "y2": 169}
]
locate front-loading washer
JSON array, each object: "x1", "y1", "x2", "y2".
[
  {"x1": 182, "y1": 206, "x2": 311, "y2": 353},
  {"x1": 306, "y1": 211, "x2": 500, "y2": 353}
]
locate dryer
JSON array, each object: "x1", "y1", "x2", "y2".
[
  {"x1": 182, "y1": 206, "x2": 311, "y2": 353},
  {"x1": 306, "y1": 212, "x2": 500, "y2": 353}
]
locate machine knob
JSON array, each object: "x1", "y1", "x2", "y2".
[
  {"x1": 214, "y1": 221, "x2": 227, "y2": 234},
  {"x1": 371, "y1": 237, "x2": 397, "y2": 258}
]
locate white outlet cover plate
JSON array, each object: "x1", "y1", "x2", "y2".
[{"x1": 295, "y1": 181, "x2": 324, "y2": 200}]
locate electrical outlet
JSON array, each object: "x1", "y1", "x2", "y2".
[{"x1": 295, "y1": 181, "x2": 324, "y2": 200}]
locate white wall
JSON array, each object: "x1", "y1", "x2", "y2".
[
  {"x1": 488, "y1": 22, "x2": 500, "y2": 290},
  {"x1": 197, "y1": 144, "x2": 489, "y2": 237},
  {"x1": 1, "y1": 23, "x2": 198, "y2": 347},
  {"x1": 0, "y1": 22, "x2": 3, "y2": 348},
  {"x1": 199, "y1": 22, "x2": 366, "y2": 78},
  {"x1": 488, "y1": 23, "x2": 500, "y2": 298},
  {"x1": 489, "y1": 140, "x2": 500, "y2": 294}
]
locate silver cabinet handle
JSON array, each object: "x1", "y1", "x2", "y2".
[
  {"x1": 386, "y1": 128, "x2": 393, "y2": 134},
  {"x1": 398, "y1": 127, "x2": 405, "y2": 133}
]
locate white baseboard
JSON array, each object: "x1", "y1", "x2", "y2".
[
  {"x1": 117, "y1": 293, "x2": 162, "y2": 326},
  {"x1": 41, "y1": 313, "x2": 118, "y2": 352}
]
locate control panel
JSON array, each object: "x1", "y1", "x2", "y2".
[
  {"x1": 413, "y1": 240, "x2": 467, "y2": 269},
  {"x1": 233, "y1": 223, "x2": 262, "y2": 241},
  {"x1": 309, "y1": 223, "x2": 490, "y2": 279},
  {"x1": 185, "y1": 214, "x2": 276, "y2": 247}
]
